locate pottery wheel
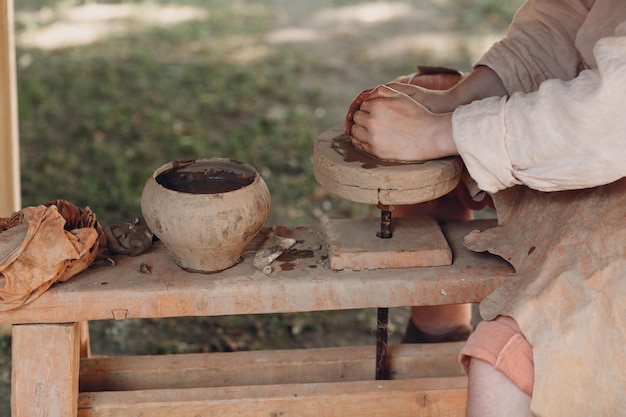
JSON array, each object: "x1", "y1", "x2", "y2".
[
  {"x1": 313, "y1": 125, "x2": 463, "y2": 271},
  {"x1": 313, "y1": 125, "x2": 463, "y2": 206}
]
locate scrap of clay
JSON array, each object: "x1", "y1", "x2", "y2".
[
  {"x1": 253, "y1": 233, "x2": 296, "y2": 270},
  {"x1": 102, "y1": 217, "x2": 154, "y2": 256}
]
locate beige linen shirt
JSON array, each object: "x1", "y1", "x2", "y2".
[
  {"x1": 451, "y1": 1, "x2": 626, "y2": 415},
  {"x1": 453, "y1": 0, "x2": 626, "y2": 193}
]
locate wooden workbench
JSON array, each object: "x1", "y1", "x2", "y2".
[{"x1": 6, "y1": 220, "x2": 513, "y2": 416}]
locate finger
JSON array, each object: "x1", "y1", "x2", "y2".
[
  {"x1": 349, "y1": 122, "x2": 369, "y2": 141},
  {"x1": 344, "y1": 99, "x2": 361, "y2": 134},
  {"x1": 350, "y1": 136, "x2": 371, "y2": 154},
  {"x1": 346, "y1": 85, "x2": 394, "y2": 120},
  {"x1": 351, "y1": 109, "x2": 369, "y2": 126},
  {"x1": 345, "y1": 97, "x2": 362, "y2": 120},
  {"x1": 349, "y1": 123, "x2": 373, "y2": 153},
  {"x1": 345, "y1": 118, "x2": 355, "y2": 136},
  {"x1": 393, "y1": 72, "x2": 418, "y2": 84},
  {"x1": 345, "y1": 85, "x2": 403, "y2": 135},
  {"x1": 356, "y1": 100, "x2": 368, "y2": 113},
  {"x1": 408, "y1": 73, "x2": 463, "y2": 90},
  {"x1": 344, "y1": 88, "x2": 375, "y2": 134},
  {"x1": 372, "y1": 84, "x2": 407, "y2": 98},
  {"x1": 385, "y1": 81, "x2": 424, "y2": 95}
]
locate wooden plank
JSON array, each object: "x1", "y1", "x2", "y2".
[
  {"x1": 324, "y1": 216, "x2": 453, "y2": 271},
  {"x1": 11, "y1": 323, "x2": 80, "y2": 417},
  {"x1": 0, "y1": 0, "x2": 20, "y2": 217},
  {"x1": 77, "y1": 377, "x2": 467, "y2": 417},
  {"x1": 80, "y1": 342, "x2": 465, "y2": 392},
  {"x1": 79, "y1": 321, "x2": 91, "y2": 358},
  {"x1": 0, "y1": 221, "x2": 513, "y2": 324}
]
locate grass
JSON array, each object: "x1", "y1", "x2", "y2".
[
  {"x1": 17, "y1": 2, "x2": 328, "y2": 226},
  {"x1": 15, "y1": 0, "x2": 520, "y2": 226},
  {"x1": 2, "y1": 0, "x2": 521, "y2": 414}
]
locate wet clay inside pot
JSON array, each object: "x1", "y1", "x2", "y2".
[{"x1": 156, "y1": 159, "x2": 255, "y2": 194}]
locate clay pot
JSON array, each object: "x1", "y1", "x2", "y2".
[{"x1": 141, "y1": 158, "x2": 271, "y2": 273}]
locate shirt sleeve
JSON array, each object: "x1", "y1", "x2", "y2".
[
  {"x1": 476, "y1": 0, "x2": 593, "y2": 94},
  {"x1": 453, "y1": 29, "x2": 626, "y2": 193}
]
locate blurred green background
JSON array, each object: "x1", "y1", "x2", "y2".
[
  {"x1": 15, "y1": 0, "x2": 520, "y2": 225},
  {"x1": 1, "y1": 0, "x2": 522, "y2": 414}
]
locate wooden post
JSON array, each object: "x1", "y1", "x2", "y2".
[
  {"x1": 79, "y1": 321, "x2": 91, "y2": 358},
  {"x1": 0, "y1": 0, "x2": 21, "y2": 216},
  {"x1": 11, "y1": 323, "x2": 81, "y2": 417}
]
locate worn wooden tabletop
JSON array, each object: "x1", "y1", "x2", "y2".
[{"x1": 0, "y1": 220, "x2": 513, "y2": 325}]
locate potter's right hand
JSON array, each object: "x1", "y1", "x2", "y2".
[
  {"x1": 395, "y1": 65, "x2": 464, "y2": 92},
  {"x1": 391, "y1": 66, "x2": 465, "y2": 113},
  {"x1": 345, "y1": 66, "x2": 508, "y2": 136},
  {"x1": 344, "y1": 83, "x2": 455, "y2": 137},
  {"x1": 347, "y1": 84, "x2": 457, "y2": 162},
  {"x1": 382, "y1": 82, "x2": 457, "y2": 114},
  {"x1": 345, "y1": 67, "x2": 463, "y2": 135}
]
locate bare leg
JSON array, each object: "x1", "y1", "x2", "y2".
[
  {"x1": 398, "y1": 197, "x2": 474, "y2": 340},
  {"x1": 410, "y1": 303, "x2": 472, "y2": 335},
  {"x1": 467, "y1": 358, "x2": 533, "y2": 417}
]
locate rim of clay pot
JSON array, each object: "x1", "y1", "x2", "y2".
[{"x1": 152, "y1": 157, "x2": 260, "y2": 195}]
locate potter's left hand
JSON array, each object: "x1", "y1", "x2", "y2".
[{"x1": 348, "y1": 84, "x2": 457, "y2": 162}]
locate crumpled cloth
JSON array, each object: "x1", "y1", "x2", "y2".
[
  {"x1": 464, "y1": 178, "x2": 626, "y2": 416},
  {"x1": 0, "y1": 201, "x2": 100, "y2": 311}
]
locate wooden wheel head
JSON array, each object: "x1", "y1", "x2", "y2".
[{"x1": 313, "y1": 126, "x2": 462, "y2": 206}]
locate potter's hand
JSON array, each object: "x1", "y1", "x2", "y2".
[
  {"x1": 347, "y1": 84, "x2": 457, "y2": 162},
  {"x1": 344, "y1": 84, "x2": 447, "y2": 136},
  {"x1": 345, "y1": 67, "x2": 463, "y2": 137},
  {"x1": 345, "y1": 87, "x2": 374, "y2": 136},
  {"x1": 395, "y1": 66, "x2": 464, "y2": 89},
  {"x1": 393, "y1": 66, "x2": 465, "y2": 113},
  {"x1": 381, "y1": 82, "x2": 457, "y2": 114},
  {"x1": 382, "y1": 65, "x2": 507, "y2": 116}
]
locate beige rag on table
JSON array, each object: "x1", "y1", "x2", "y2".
[
  {"x1": 0, "y1": 201, "x2": 100, "y2": 311},
  {"x1": 465, "y1": 178, "x2": 626, "y2": 416}
]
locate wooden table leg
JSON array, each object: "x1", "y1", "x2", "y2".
[
  {"x1": 11, "y1": 323, "x2": 81, "y2": 417},
  {"x1": 79, "y1": 321, "x2": 91, "y2": 358}
]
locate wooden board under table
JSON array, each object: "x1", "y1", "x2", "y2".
[
  {"x1": 77, "y1": 378, "x2": 469, "y2": 417},
  {"x1": 77, "y1": 343, "x2": 468, "y2": 417},
  {"x1": 79, "y1": 343, "x2": 467, "y2": 392},
  {"x1": 0, "y1": 220, "x2": 513, "y2": 325}
]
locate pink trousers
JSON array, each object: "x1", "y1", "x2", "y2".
[{"x1": 459, "y1": 315, "x2": 534, "y2": 396}]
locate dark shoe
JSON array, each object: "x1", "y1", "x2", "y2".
[{"x1": 402, "y1": 320, "x2": 472, "y2": 344}]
